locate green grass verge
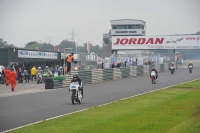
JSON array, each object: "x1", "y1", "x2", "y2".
[{"x1": 10, "y1": 80, "x2": 200, "y2": 133}]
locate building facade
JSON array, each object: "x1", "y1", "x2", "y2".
[{"x1": 101, "y1": 19, "x2": 146, "y2": 53}]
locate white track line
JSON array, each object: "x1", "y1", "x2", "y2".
[{"x1": 2, "y1": 78, "x2": 200, "y2": 133}]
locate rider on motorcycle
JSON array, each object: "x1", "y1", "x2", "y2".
[
  {"x1": 188, "y1": 62, "x2": 193, "y2": 69},
  {"x1": 169, "y1": 63, "x2": 175, "y2": 70},
  {"x1": 70, "y1": 74, "x2": 84, "y2": 98},
  {"x1": 150, "y1": 67, "x2": 158, "y2": 79},
  {"x1": 37, "y1": 67, "x2": 43, "y2": 74}
]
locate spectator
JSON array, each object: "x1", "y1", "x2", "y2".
[
  {"x1": 31, "y1": 66, "x2": 37, "y2": 81},
  {"x1": 102, "y1": 63, "x2": 104, "y2": 69},
  {"x1": 17, "y1": 68, "x2": 23, "y2": 83},
  {"x1": 10, "y1": 68, "x2": 17, "y2": 92},
  {"x1": 116, "y1": 62, "x2": 121, "y2": 69},
  {"x1": 24, "y1": 70, "x2": 29, "y2": 83},
  {"x1": 110, "y1": 62, "x2": 115, "y2": 68},
  {"x1": 66, "y1": 53, "x2": 74, "y2": 74}
]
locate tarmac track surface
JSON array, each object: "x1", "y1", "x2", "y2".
[{"x1": 0, "y1": 66, "x2": 200, "y2": 132}]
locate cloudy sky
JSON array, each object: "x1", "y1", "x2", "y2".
[{"x1": 0, "y1": 0, "x2": 199, "y2": 47}]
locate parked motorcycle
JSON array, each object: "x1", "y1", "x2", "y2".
[
  {"x1": 169, "y1": 66, "x2": 175, "y2": 74},
  {"x1": 188, "y1": 66, "x2": 193, "y2": 73},
  {"x1": 150, "y1": 71, "x2": 157, "y2": 84},
  {"x1": 0, "y1": 73, "x2": 5, "y2": 84},
  {"x1": 69, "y1": 82, "x2": 83, "y2": 104},
  {"x1": 37, "y1": 73, "x2": 43, "y2": 84}
]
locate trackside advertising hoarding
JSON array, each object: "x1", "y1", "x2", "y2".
[{"x1": 112, "y1": 35, "x2": 200, "y2": 50}]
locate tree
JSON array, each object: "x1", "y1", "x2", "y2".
[
  {"x1": 0, "y1": 38, "x2": 6, "y2": 47},
  {"x1": 0, "y1": 38, "x2": 17, "y2": 48},
  {"x1": 24, "y1": 41, "x2": 54, "y2": 51},
  {"x1": 195, "y1": 31, "x2": 200, "y2": 35},
  {"x1": 77, "y1": 46, "x2": 87, "y2": 53},
  {"x1": 40, "y1": 43, "x2": 54, "y2": 51},
  {"x1": 78, "y1": 43, "x2": 101, "y2": 53},
  {"x1": 58, "y1": 39, "x2": 76, "y2": 52}
]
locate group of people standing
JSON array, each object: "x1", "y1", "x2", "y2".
[{"x1": 1, "y1": 67, "x2": 17, "y2": 91}]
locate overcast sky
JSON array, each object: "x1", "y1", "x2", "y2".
[{"x1": 0, "y1": 0, "x2": 199, "y2": 47}]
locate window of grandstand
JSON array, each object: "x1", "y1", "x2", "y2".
[
  {"x1": 112, "y1": 25, "x2": 145, "y2": 29},
  {"x1": 112, "y1": 25, "x2": 116, "y2": 29}
]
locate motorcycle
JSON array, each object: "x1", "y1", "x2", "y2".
[
  {"x1": 37, "y1": 73, "x2": 43, "y2": 84},
  {"x1": 150, "y1": 71, "x2": 157, "y2": 84},
  {"x1": 169, "y1": 66, "x2": 175, "y2": 74},
  {"x1": 69, "y1": 82, "x2": 83, "y2": 104},
  {"x1": 0, "y1": 73, "x2": 5, "y2": 84},
  {"x1": 188, "y1": 66, "x2": 193, "y2": 73}
]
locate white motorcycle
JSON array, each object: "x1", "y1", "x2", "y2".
[
  {"x1": 37, "y1": 73, "x2": 43, "y2": 84},
  {"x1": 69, "y1": 82, "x2": 83, "y2": 104}
]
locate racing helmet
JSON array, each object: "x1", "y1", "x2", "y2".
[
  {"x1": 45, "y1": 66, "x2": 48, "y2": 69},
  {"x1": 38, "y1": 67, "x2": 41, "y2": 70},
  {"x1": 72, "y1": 74, "x2": 79, "y2": 80}
]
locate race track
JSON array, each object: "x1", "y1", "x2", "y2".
[{"x1": 0, "y1": 66, "x2": 200, "y2": 132}]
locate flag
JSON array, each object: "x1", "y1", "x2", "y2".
[{"x1": 87, "y1": 40, "x2": 90, "y2": 54}]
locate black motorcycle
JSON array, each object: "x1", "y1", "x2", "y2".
[{"x1": 169, "y1": 66, "x2": 175, "y2": 74}]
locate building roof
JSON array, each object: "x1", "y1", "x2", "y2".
[
  {"x1": 0, "y1": 47, "x2": 62, "y2": 53},
  {"x1": 110, "y1": 19, "x2": 146, "y2": 23}
]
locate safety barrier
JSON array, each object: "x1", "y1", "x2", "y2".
[
  {"x1": 92, "y1": 69, "x2": 103, "y2": 83},
  {"x1": 121, "y1": 67, "x2": 130, "y2": 78},
  {"x1": 130, "y1": 66, "x2": 137, "y2": 77},
  {"x1": 53, "y1": 80, "x2": 63, "y2": 89},
  {"x1": 78, "y1": 70, "x2": 92, "y2": 85},
  {"x1": 113, "y1": 68, "x2": 122, "y2": 79},
  {"x1": 160, "y1": 64, "x2": 164, "y2": 72},
  {"x1": 137, "y1": 66, "x2": 144, "y2": 76},
  {"x1": 103, "y1": 68, "x2": 113, "y2": 81},
  {"x1": 143, "y1": 65, "x2": 149, "y2": 75},
  {"x1": 164, "y1": 63, "x2": 169, "y2": 71},
  {"x1": 59, "y1": 63, "x2": 170, "y2": 88}
]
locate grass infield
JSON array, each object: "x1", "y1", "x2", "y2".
[{"x1": 10, "y1": 80, "x2": 200, "y2": 133}]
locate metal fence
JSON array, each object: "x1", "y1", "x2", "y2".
[{"x1": 70, "y1": 52, "x2": 176, "y2": 71}]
